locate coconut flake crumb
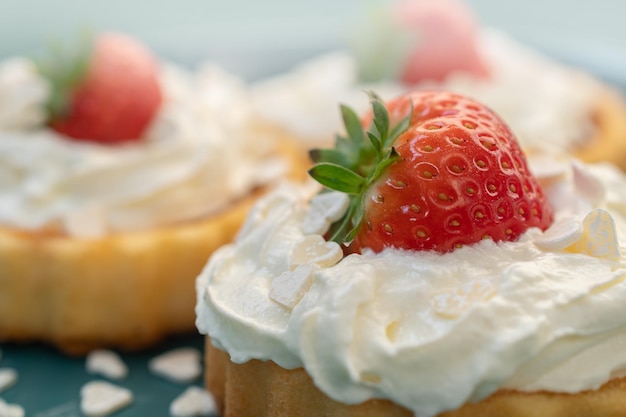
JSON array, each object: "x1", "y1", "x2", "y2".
[
  {"x1": 534, "y1": 216, "x2": 583, "y2": 251},
  {"x1": 291, "y1": 235, "x2": 343, "y2": 268},
  {"x1": 302, "y1": 191, "x2": 350, "y2": 235},
  {"x1": 0, "y1": 398, "x2": 24, "y2": 417},
  {"x1": 148, "y1": 348, "x2": 202, "y2": 384},
  {"x1": 270, "y1": 264, "x2": 318, "y2": 309},
  {"x1": 86, "y1": 350, "x2": 128, "y2": 380},
  {"x1": 80, "y1": 380, "x2": 133, "y2": 417},
  {"x1": 169, "y1": 386, "x2": 216, "y2": 417},
  {"x1": 0, "y1": 368, "x2": 17, "y2": 393}
]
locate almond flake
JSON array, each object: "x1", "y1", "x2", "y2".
[
  {"x1": 291, "y1": 235, "x2": 342, "y2": 268},
  {"x1": 270, "y1": 264, "x2": 318, "y2": 309},
  {"x1": 0, "y1": 368, "x2": 17, "y2": 393},
  {"x1": 80, "y1": 381, "x2": 133, "y2": 417},
  {"x1": 534, "y1": 216, "x2": 582, "y2": 251},
  {"x1": 302, "y1": 191, "x2": 349, "y2": 235},
  {"x1": 569, "y1": 209, "x2": 620, "y2": 261},
  {"x1": 86, "y1": 350, "x2": 128, "y2": 380},
  {"x1": 149, "y1": 348, "x2": 201, "y2": 384},
  {"x1": 170, "y1": 386, "x2": 216, "y2": 417},
  {"x1": 0, "y1": 398, "x2": 24, "y2": 417}
]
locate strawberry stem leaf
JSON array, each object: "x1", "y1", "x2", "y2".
[
  {"x1": 387, "y1": 101, "x2": 413, "y2": 148},
  {"x1": 35, "y1": 31, "x2": 93, "y2": 122},
  {"x1": 308, "y1": 93, "x2": 411, "y2": 246},
  {"x1": 367, "y1": 130, "x2": 382, "y2": 155},
  {"x1": 344, "y1": 197, "x2": 365, "y2": 242},
  {"x1": 341, "y1": 104, "x2": 366, "y2": 146},
  {"x1": 309, "y1": 148, "x2": 348, "y2": 166},
  {"x1": 327, "y1": 199, "x2": 358, "y2": 243},
  {"x1": 370, "y1": 97, "x2": 389, "y2": 146},
  {"x1": 368, "y1": 147, "x2": 400, "y2": 183},
  {"x1": 308, "y1": 163, "x2": 365, "y2": 194}
]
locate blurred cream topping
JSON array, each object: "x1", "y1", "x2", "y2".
[
  {"x1": 0, "y1": 59, "x2": 286, "y2": 237},
  {"x1": 251, "y1": 28, "x2": 602, "y2": 154}
]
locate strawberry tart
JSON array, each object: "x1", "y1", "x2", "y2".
[
  {"x1": 196, "y1": 90, "x2": 626, "y2": 416},
  {"x1": 251, "y1": 0, "x2": 626, "y2": 170},
  {"x1": 0, "y1": 32, "x2": 306, "y2": 354}
]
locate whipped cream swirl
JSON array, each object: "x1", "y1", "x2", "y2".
[
  {"x1": 196, "y1": 157, "x2": 626, "y2": 417},
  {"x1": 0, "y1": 59, "x2": 286, "y2": 237}
]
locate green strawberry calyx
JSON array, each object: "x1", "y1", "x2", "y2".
[
  {"x1": 308, "y1": 92, "x2": 412, "y2": 245},
  {"x1": 35, "y1": 33, "x2": 93, "y2": 123}
]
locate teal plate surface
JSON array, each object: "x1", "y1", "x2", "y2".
[{"x1": 0, "y1": 332, "x2": 215, "y2": 417}]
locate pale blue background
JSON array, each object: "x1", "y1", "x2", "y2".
[{"x1": 0, "y1": 0, "x2": 625, "y2": 85}]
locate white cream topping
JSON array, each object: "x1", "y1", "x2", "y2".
[
  {"x1": 196, "y1": 157, "x2": 626, "y2": 417},
  {"x1": 0, "y1": 60, "x2": 286, "y2": 236},
  {"x1": 0, "y1": 58, "x2": 49, "y2": 130},
  {"x1": 250, "y1": 29, "x2": 602, "y2": 153}
]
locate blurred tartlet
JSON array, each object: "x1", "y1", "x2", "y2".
[
  {"x1": 0, "y1": 33, "x2": 306, "y2": 354},
  {"x1": 250, "y1": 0, "x2": 626, "y2": 169}
]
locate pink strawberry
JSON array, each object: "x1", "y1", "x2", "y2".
[
  {"x1": 394, "y1": 0, "x2": 490, "y2": 84},
  {"x1": 309, "y1": 91, "x2": 553, "y2": 253},
  {"x1": 40, "y1": 32, "x2": 162, "y2": 144}
]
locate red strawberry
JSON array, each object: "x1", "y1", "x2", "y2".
[
  {"x1": 309, "y1": 91, "x2": 553, "y2": 253},
  {"x1": 394, "y1": 0, "x2": 489, "y2": 84},
  {"x1": 40, "y1": 32, "x2": 162, "y2": 144},
  {"x1": 353, "y1": 0, "x2": 489, "y2": 84}
]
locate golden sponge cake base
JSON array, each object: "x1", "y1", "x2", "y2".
[
  {"x1": 205, "y1": 339, "x2": 626, "y2": 417},
  {"x1": 0, "y1": 195, "x2": 258, "y2": 355},
  {"x1": 0, "y1": 129, "x2": 307, "y2": 355}
]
